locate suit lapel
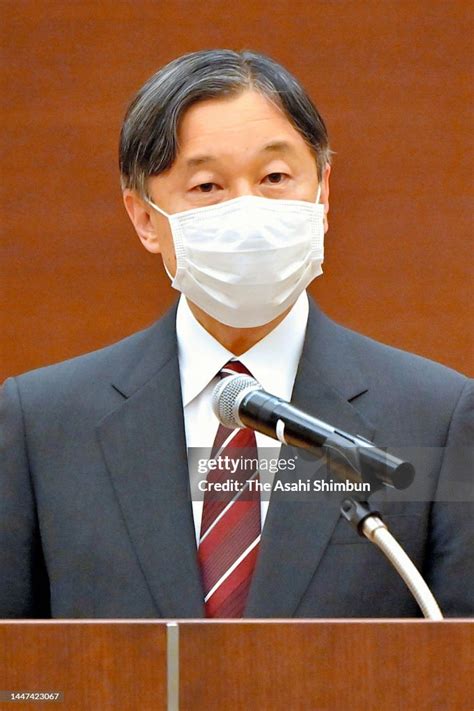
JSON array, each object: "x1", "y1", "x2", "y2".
[
  {"x1": 245, "y1": 300, "x2": 375, "y2": 617},
  {"x1": 97, "y1": 306, "x2": 205, "y2": 618}
]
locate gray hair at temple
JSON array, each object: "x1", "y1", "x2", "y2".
[{"x1": 119, "y1": 49, "x2": 332, "y2": 195}]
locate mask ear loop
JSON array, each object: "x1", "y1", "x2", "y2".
[
  {"x1": 315, "y1": 184, "x2": 322, "y2": 204},
  {"x1": 142, "y1": 196, "x2": 177, "y2": 282},
  {"x1": 144, "y1": 196, "x2": 170, "y2": 219}
]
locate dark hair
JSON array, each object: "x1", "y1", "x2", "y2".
[{"x1": 119, "y1": 49, "x2": 331, "y2": 194}]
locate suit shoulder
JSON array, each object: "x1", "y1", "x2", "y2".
[
  {"x1": 306, "y1": 301, "x2": 469, "y2": 406},
  {"x1": 10, "y1": 324, "x2": 153, "y2": 386},
  {"x1": 3, "y1": 304, "x2": 179, "y2": 416},
  {"x1": 330, "y1": 316, "x2": 470, "y2": 402}
]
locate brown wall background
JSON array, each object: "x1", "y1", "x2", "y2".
[{"x1": 1, "y1": 0, "x2": 472, "y2": 381}]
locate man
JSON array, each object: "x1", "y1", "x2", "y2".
[{"x1": 1, "y1": 49, "x2": 472, "y2": 619}]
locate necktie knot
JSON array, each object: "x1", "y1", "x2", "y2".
[{"x1": 219, "y1": 359, "x2": 252, "y2": 379}]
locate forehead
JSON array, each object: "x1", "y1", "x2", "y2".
[{"x1": 175, "y1": 89, "x2": 313, "y2": 162}]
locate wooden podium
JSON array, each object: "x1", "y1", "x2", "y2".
[{"x1": 0, "y1": 620, "x2": 472, "y2": 710}]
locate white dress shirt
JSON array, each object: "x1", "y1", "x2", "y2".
[{"x1": 176, "y1": 291, "x2": 309, "y2": 543}]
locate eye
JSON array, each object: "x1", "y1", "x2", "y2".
[
  {"x1": 263, "y1": 172, "x2": 288, "y2": 184},
  {"x1": 193, "y1": 182, "x2": 217, "y2": 193}
]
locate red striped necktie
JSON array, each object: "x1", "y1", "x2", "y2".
[{"x1": 198, "y1": 360, "x2": 261, "y2": 618}]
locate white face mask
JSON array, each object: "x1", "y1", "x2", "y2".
[{"x1": 145, "y1": 189, "x2": 325, "y2": 328}]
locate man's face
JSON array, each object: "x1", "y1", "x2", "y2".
[{"x1": 123, "y1": 89, "x2": 330, "y2": 277}]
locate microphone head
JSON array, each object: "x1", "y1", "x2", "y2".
[{"x1": 212, "y1": 373, "x2": 262, "y2": 428}]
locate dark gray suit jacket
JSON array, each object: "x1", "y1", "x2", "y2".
[{"x1": 1, "y1": 300, "x2": 472, "y2": 618}]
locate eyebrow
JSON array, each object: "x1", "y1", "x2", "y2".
[
  {"x1": 184, "y1": 140, "x2": 297, "y2": 169},
  {"x1": 260, "y1": 140, "x2": 296, "y2": 155}
]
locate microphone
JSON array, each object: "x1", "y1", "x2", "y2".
[{"x1": 212, "y1": 374, "x2": 415, "y2": 491}]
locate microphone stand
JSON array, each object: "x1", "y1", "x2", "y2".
[
  {"x1": 306, "y1": 444, "x2": 444, "y2": 619},
  {"x1": 340, "y1": 498, "x2": 443, "y2": 620}
]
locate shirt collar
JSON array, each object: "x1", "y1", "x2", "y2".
[{"x1": 176, "y1": 292, "x2": 309, "y2": 407}]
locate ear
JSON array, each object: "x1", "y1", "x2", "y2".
[
  {"x1": 122, "y1": 190, "x2": 163, "y2": 254},
  {"x1": 320, "y1": 163, "x2": 331, "y2": 234}
]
